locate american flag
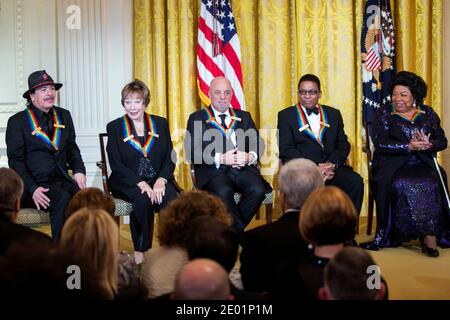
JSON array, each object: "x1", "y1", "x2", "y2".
[
  {"x1": 365, "y1": 44, "x2": 382, "y2": 71},
  {"x1": 361, "y1": 0, "x2": 395, "y2": 127},
  {"x1": 197, "y1": 0, "x2": 245, "y2": 110}
]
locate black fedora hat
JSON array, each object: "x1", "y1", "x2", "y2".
[{"x1": 23, "y1": 70, "x2": 63, "y2": 99}]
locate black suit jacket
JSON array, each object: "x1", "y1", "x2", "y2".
[
  {"x1": 106, "y1": 114, "x2": 176, "y2": 192},
  {"x1": 278, "y1": 105, "x2": 350, "y2": 165},
  {"x1": 185, "y1": 106, "x2": 265, "y2": 188},
  {"x1": 6, "y1": 106, "x2": 86, "y2": 197},
  {"x1": 0, "y1": 217, "x2": 52, "y2": 256},
  {"x1": 239, "y1": 209, "x2": 311, "y2": 293}
]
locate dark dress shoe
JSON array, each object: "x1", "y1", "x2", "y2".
[
  {"x1": 360, "y1": 241, "x2": 379, "y2": 251},
  {"x1": 421, "y1": 245, "x2": 439, "y2": 257}
]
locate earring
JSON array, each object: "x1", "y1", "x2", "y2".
[{"x1": 413, "y1": 99, "x2": 417, "y2": 107}]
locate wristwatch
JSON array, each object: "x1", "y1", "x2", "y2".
[{"x1": 158, "y1": 177, "x2": 168, "y2": 185}]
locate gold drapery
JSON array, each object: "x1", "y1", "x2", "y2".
[{"x1": 134, "y1": 0, "x2": 443, "y2": 217}]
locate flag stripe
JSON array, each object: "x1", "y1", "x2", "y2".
[
  {"x1": 197, "y1": 28, "x2": 244, "y2": 92},
  {"x1": 197, "y1": 0, "x2": 245, "y2": 110},
  {"x1": 197, "y1": 56, "x2": 242, "y2": 110}
]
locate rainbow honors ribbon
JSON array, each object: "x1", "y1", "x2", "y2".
[
  {"x1": 26, "y1": 108, "x2": 65, "y2": 150},
  {"x1": 390, "y1": 104, "x2": 425, "y2": 124},
  {"x1": 204, "y1": 107, "x2": 241, "y2": 140},
  {"x1": 122, "y1": 113, "x2": 158, "y2": 157},
  {"x1": 295, "y1": 103, "x2": 330, "y2": 147}
]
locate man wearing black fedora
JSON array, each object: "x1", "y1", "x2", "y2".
[{"x1": 5, "y1": 70, "x2": 86, "y2": 240}]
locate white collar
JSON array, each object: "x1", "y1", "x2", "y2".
[
  {"x1": 211, "y1": 106, "x2": 230, "y2": 118},
  {"x1": 301, "y1": 104, "x2": 319, "y2": 115}
]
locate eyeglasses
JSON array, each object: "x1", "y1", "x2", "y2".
[{"x1": 298, "y1": 90, "x2": 319, "y2": 96}]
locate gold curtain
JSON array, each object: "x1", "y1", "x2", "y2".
[{"x1": 134, "y1": 0, "x2": 443, "y2": 217}]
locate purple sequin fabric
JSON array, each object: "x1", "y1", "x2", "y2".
[
  {"x1": 391, "y1": 156, "x2": 441, "y2": 241},
  {"x1": 371, "y1": 104, "x2": 450, "y2": 247}
]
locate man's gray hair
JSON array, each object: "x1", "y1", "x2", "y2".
[{"x1": 279, "y1": 158, "x2": 324, "y2": 209}]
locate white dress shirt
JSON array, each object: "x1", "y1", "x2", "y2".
[
  {"x1": 302, "y1": 105, "x2": 321, "y2": 138},
  {"x1": 211, "y1": 106, "x2": 258, "y2": 168}
]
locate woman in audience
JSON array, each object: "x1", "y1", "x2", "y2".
[
  {"x1": 271, "y1": 186, "x2": 357, "y2": 300},
  {"x1": 106, "y1": 79, "x2": 177, "y2": 263},
  {"x1": 67, "y1": 187, "x2": 115, "y2": 217},
  {"x1": 141, "y1": 190, "x2": 231, "y2": 299},
  {"x1": 362, "y1": 71, "x2": 450, "y2": 257},
  {"x1": 67, "y1": 187, "x2": 146, "y2": 298},
  {"x1": 60, "y1": 208, "x2": 119, "y2": 299}
]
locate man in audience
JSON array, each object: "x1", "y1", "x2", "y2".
[
  {"x1": 240, "y1": 158, "x2": 323, "y2": 292},
  {"x1": 319, "y1": 247, "x2": 386, "y2": 300},
  {"x1": 6, "y1": 70, "x2": 86, "y2": 240},
  {"x1": 0, "y1": 167, "x2": 52, "y2": 256},
  {"x1": 172, "y1": 258, "x2": 233, "y2": 300}
]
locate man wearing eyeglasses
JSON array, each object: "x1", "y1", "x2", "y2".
[{"x1": 277, "y1": 74, "x2": 363, "y2": 215}]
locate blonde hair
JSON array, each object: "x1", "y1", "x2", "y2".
[
  {"x1": 60, "y1": 208, "x2": 119, "y2": 299},
  {"x1": 300, "y1": 186, "x2": 357, "y2": 246}
]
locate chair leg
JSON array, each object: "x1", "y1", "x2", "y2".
[
  {"x1": 367, "y1": 193, "x2": 374, "y2": 235},
  {"x1": 114, "y1": 216, "x2": 121, "y2": 247},
  {"x1": 265, "y1": 204, "x2": 273, "y2": 224},
  {"x1": 149, "y1": 214, "x2": 155, "y2": 248}
]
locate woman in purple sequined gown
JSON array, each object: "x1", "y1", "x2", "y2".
[{"x1": 363, "y1": 71, "x2": 450, "y2": 257}]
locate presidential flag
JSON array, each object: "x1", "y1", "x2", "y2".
[
  {"x1": 197, "y1": 0, "x2": 245, "y2": 110},
  {"x1": 361, "y1": 0, "x2": 396, "y2": 126}
]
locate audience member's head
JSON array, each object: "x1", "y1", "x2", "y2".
[
  {"x1": 300, "y1": 186, "x2": 357, "y2": 246},
  {"x1": 186, "y1": 216, "x2": 239, "y2": 272},
  {"x1": 60, "y1": 208, "x2": 119, "y2": 299},
  {"x1": 319, "y1": 247, "x2": 386, "y2": 300},
  {"x1": 173, "y1": 258, "x2": 232, "y2": 300},
  {"x1": 0, "y1": 168, "x2": 23, "y2": 222},
  {"x1": 279, "y1": 158, "x2": 324, "y2": 211},
  {"x1": 67, "y1": 187, "x2": 115, "y2": 218},
  {"x1": 158, "y1": 190, "x2": 232, "y2": 247}
]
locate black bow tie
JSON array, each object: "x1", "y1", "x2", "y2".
[{"x1": 305, "y1": 107, "x2": 319, "y2": 116}]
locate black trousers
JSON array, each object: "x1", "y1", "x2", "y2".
[
  {"x1": 22, "y1": 179, "x2": 80, "y2": 241},
  {"x1": 326, "y1": 165, "x2": 364, "y2": 215},
  {"x1": 203, "y1": 167, "x2": 266, "y2": 233},
  {"x1": 113, "y1": 181, "x2": 177, "y2": 252}
]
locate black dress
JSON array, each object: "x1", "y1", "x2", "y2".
[{"x1": 371, "y1": 104, "x2": 450, "y2": 247}]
